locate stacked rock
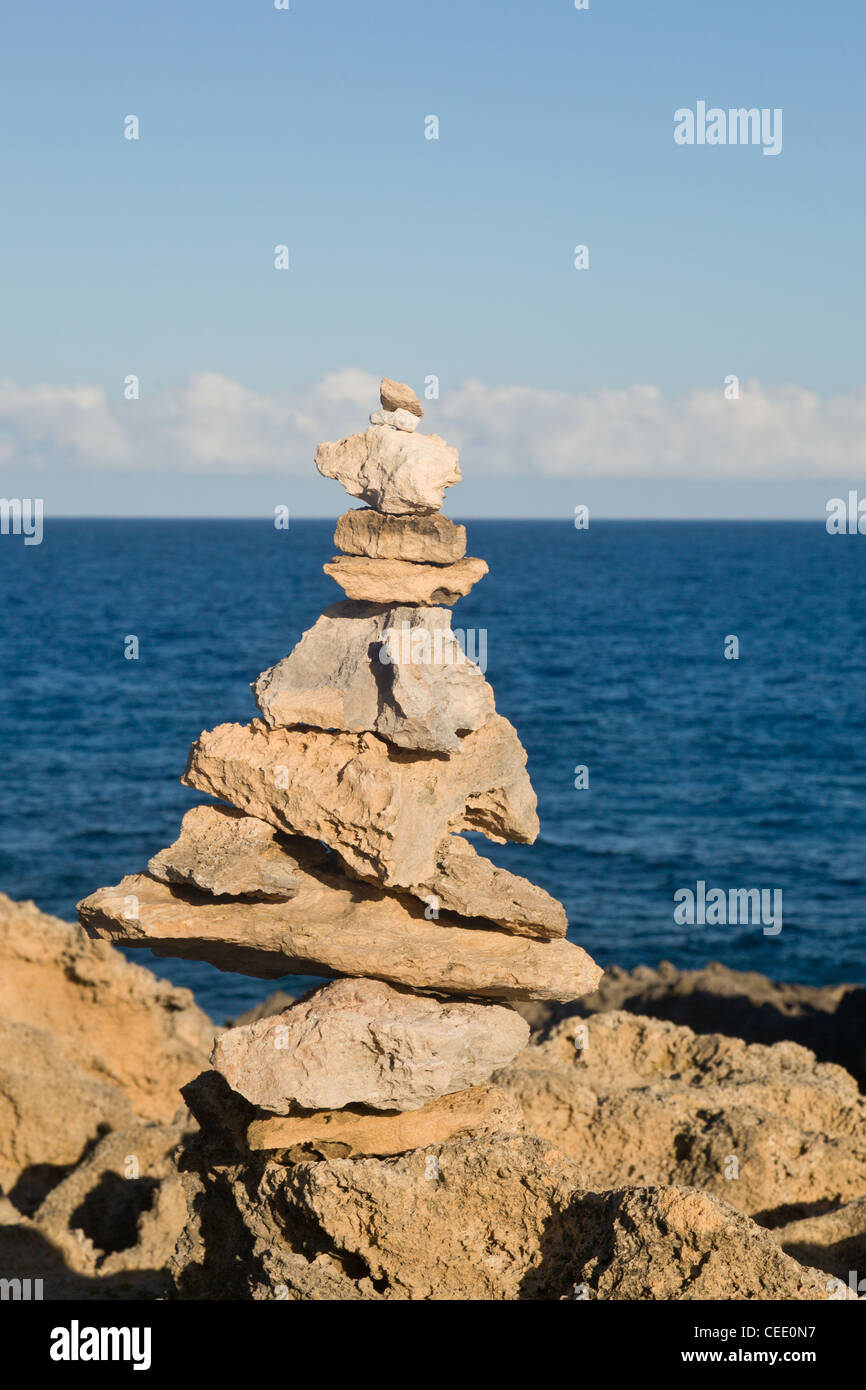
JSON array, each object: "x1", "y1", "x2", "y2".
[{"x1": 78, "y1": 377, "x2": 602, "y2": 1161}]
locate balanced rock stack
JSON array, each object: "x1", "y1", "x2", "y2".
[{"x1": 78, "y1": 377, "x2": 603, "y2": 1162}]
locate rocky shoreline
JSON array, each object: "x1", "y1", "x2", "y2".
[{"x1": 1, "y1": 890, "x2": 863, "y2": 1301}]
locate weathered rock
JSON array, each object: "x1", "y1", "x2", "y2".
[
  {"x1": 246, "y1": 1085, "x2": 523, "y2": 1158},
  {"x1": 773, "y1": 1198, "x2": 866, "y2": 1284},
  {"x1": 172, "y1": 1122, "x2": 834, "y2": 1301},
  {"x1": 324, "y1": 554, "x2": 487, "y2": 605},
  {"x1": 497, "y1": 1010, "x2": 866, "y2": 1223},
  {"x1": 0, "y1": 893, "x2": 213, "y2": 1126},
  {"x1": 414, "y1": 835, "x2": 567, "y2": 940},
  {"x1": 566, "y1": 1187, "x2": 833, "y2": 1301},
  {"x1": 253, "y1": 601, "x2": 494, "y2": 754},
  {"x1": 524, "y1": 956, "x2": 866, "y2": 1090},
  {"x1": 212, "y1": 978, "x2": 529, "y2": 1113},
  {"x1": 380, "y1": 378, "x2": 424, "y2": 417},
  {"x1": 31, "y1": 1123, "x2": 188, "y2": 1294},
  {"x1": 0, "y1": 1017, "x2": 132, "y2": 1213},
  {"x1": 148, "y1": 804, "x2": 326, "y2": 900},
  {"x1": 334, "y1": 508, "x2": 467, "y2": 564},
  {"x1": 316, "y1": 427, "x2": 459, "y2": 515},
  {"x1": 79, "y1": 872, "x2": 602, "y2": 1002},
  {"x1": 369, "y1": 408, "x2": 418, "y2": 432},
  {"x1": 180, "y1": 716, "x2": 539, "y2": 889}
]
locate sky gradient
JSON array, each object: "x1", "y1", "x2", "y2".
[{"x1": 1, "y1": 0, "x2": 863, "y2": 517}]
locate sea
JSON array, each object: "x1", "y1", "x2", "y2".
[{"x1": 1, "y1": 519, "x2": 864, "y2": 1022}]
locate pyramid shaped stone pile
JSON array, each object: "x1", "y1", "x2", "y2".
[{"x1": 78, "y1": 378, "x2": 602, "y2": 1159}]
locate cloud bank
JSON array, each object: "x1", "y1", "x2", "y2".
[{"x1": 2, "y1": 369, "x2": 865, "y2": 480}]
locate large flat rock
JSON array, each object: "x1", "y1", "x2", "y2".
[
  {"x1": 246, "y1": 1085, "x2": 522, "y2": 1158},
  {"x1": 324, "y1": 554, "x2": 487, "y2": 605},
  {"x1": 181, "y1": 717, "x2": 538, "y2": 889},
  {"x1": 78, "y1": 872, "x2": 602, "y2": 1002},
  {"x1": 212, "y1": 977, "x2": 529, "y2": 1113},
  {"x1": 253, "y1": 601, "x2": 494, "y2": 754},
  {"x1": 334, "y1": 509, "x2": 466, "y2": 564},
  {"x1": 316, "y1": 426, "x2": 460, "y2": 515}
]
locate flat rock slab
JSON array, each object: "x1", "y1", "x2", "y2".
[
  {"x1": 334, "y1": 510, "x2": 466, "y2": 564},
  {"x1": 316, "y1": 427, "x2": 460, "y2": 515},
  {"x1": 253, "y1": 601, "x2": 494, "y2": 754},
  {"x1": 148, "y1": 804, "x2": 327, "y2": 899},
  {"x1": 380, "y1": 378, "x2": 424, "y2": 417},
  {"x1": 246, "y1": 1085, "x2": 522, "y2": 1158},
  {"x1": 212, "y1": 977, "x2": 530, "y2": 1113},
  {"x1": 78, "y1": 873, "x2": 602, "y2": 1002},
  {"x1": 415, "y1": 835, "x2": 567, "y2": 940},
  {"x1": 181, "y1": 717, "x2": 539, "y2": 889},
  {"x1": 324, "y1": 555, "x2": 487, "y2": 605}
]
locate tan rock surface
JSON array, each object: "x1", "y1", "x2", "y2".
[
  {"x1": 415, "y1": 835, "x2": 567, "y2": 939},
  {"x1": 246, "y1": 1085, "x2": 523, "y2": 1158},
  {"x1": 181, "y1": 716, "x2": 539, "y2": 889},
  {"x1": 148, "y1": 803, "x2": 326, "y2": 899},
  {"x1": 212, "y1": 977, "x2": 529, "y2": 1113},
  {"x1": 0, "y1": 1017, "x2": 132, "y2": 1210},
  {"x1": 773, "y1": 1198, "x2": 866, "y2": 1284},
  {"x1": 78, "y1": 872, "x2": 603, "y2": 1002},
  {"x1": 497, "y1": 1010, "x2": 866, "y2": 1221},
  {"x1": 324, "y1": 554, "x2": 487, "y2": 605},
  {"x1": 380, "y1": 378, "x2": 424, "y2": 417},
  {"x1": 316, "y1": 427, "x2": 459, "y2": 515},
  {"x1": 253, "y1": 601, "x2": 494, "y2": 753},
  {"x1": 566, "y1": 1186, "x2": 833, "y2": 1301},
  {"x1": 334, "y1": 509, "x2": 466, "y2": 564},
  {"x1": 170, "y1": 1125, "x2": 833, "y2": 1301},
  {"x1": 32, "y1": 1123, "x2": 188, "y2": 1288},
  {"x1": 0, "y1": 892, "x2": 213, "y2": 1125}
]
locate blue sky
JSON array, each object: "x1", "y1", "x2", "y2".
[{"x1": 1, "y1": 0, "x2": 864, "y2": 516}]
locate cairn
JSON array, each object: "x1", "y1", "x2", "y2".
[{"x1": 78, "y1": 378, "x2": 602, "y2": 1161}]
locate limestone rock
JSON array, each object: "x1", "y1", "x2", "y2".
[
  {"x1": 253, "y1": 601, "x2": 494, "y2": 754},
  {"x1": 380, "y1": 378, "x2": 424, "y2": 417},
  {"x1": 497, "y1": 1010, "x2": 866, "y2": 1222},
  {"x1": 414, "y1": 835, "x2": 567, "y2": 940},
  {"x1": 246, "y1": 1085, "x2": 523, "y2": 1158},
  {"x1": 0, "y1": 892, "x2": 213, "y2": 1126},
  {"x1": 148, "y1": 803, "x2": 326, "y2": 900},
  {"x1": 324, "y1": 554, "x2": 487, "y2": 605},
  {"x1": 79, "y1": 872, "x2": 602, "y2": 1002},
  {"x1": 369, "y1": 408, "x2": 418, "y2": 432},
  {"x1": 566, "y1": 1186, "x2": 832, "y2": 1301},
  {"x1": 0, "y1": 1017, "x2": 132, "y2": 1212},
  {"x1": 334, "y1": 508, "x2": 467, "y2": 564},
  {"x1": 316, "y1": 427, "x2": 459, "y2": 515},
  {"x1": 180, "y1": 716, "x2": 539, "y2": 889},
  {"x1": 773, "y1": 1198, "x2": 866, "y2": 1283},
  {"x1": 212, "y1": 978, "x2": 530, "y2": 1113},
  {"x1": 31, "y1": 1123, "x2": 188, "y2": 1292}
]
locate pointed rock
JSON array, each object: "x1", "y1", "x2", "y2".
[
  {"x1": 78, "y1": 872, "x2": 602, "y2": 1002},
  {"x1": 316, "y1": 426, "x2": 459, "y2": 515},
  {"x1": 181, "y1": 716, "x2": 539, "y2": 889},
  {"x1": 324, "y1": 554, "x2": 487, "y2": 605},
  {"x1": 246, "y1": 1085, "x2": 522, "y2": 1158},
  {"x1": 212, "y1": 977, "x2": 530, "y2": 1113},
  {"x1": 334, "y1": 509, "x2": 466, "y2": 564},
  {"x1": 253, "y1": 601, "x2": 494, "y2": 754},
  {"x1": 413, "y1": 836, "x2": 568, "y2": 940},
  {"x1": 148, "y1": 804, "x2": 327, "y2": 900}
]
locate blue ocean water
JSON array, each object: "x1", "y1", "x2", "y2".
[{"x1": 1, "y1": 519, "x2": 864, "y2": 1021}]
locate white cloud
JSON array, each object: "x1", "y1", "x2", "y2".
[{"x1": 1, "y1": 370, "x2": 865, "y2": 479}]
